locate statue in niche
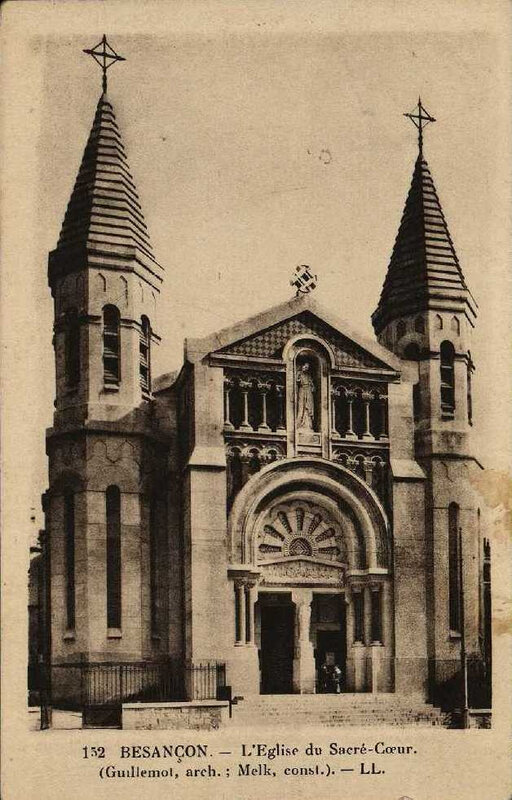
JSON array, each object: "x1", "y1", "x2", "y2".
[{"x1": 296, "y1": 362, "x2": 316, "y2": 430}]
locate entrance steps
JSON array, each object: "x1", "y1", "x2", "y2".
[{"x1": 232, "y1": 693, "x2": 448, "y2": 727}]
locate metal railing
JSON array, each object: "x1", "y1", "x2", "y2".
[{"x1": 46, "y1": 659, "x2": 226, "y2": 728}]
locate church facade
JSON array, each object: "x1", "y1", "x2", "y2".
[{"x1": 42, "y1": 84, "x2": 490, "y2": 714}]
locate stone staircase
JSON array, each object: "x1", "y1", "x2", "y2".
[{"x1": 231, "y1": 693, "x2": 449, "y2": 728}]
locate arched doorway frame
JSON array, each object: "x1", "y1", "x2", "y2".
[{"x1": 227, "y1": 457, "x2": 394, "y2": 694}]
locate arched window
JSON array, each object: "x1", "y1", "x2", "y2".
[
  {"x1": 140, "y1": 316, "x2": 151, "y2": 395},
  {"x1": 467, "y1": 353, "x2": 473, "y2": 426},
  {"x1": 106, "y1": 486, "x2": 121, "y2": 629},
  {"x1": 440, "y1": 341, "x2": 455, "y2": 417},
  {"x1": 64, "y1": 492, "x2": 75, "y2": 629},
  {"x1": 65, "y1": 309, "x2": 80, "y2": 387},
  {"x1": 451, "y1": 316, "x2": 460, "y2": 335},
  {"x1": 448, "y1": 502, "x2": 461, "y2": 633},
  {"x1": 103, "y1": 306, "x2": 120, "y2": 385},
  {"x1": 435, "y1": 314, "x2": 443, "y2": 331},
  {"x1": 396, "y1": 320, "x2": 406, "y2": 340}
]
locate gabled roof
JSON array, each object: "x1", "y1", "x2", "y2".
[
  {"x1": 185, "y1": 293, "x2": 401, "y2": 373},
  {"x1": 372, "y1": 154, "x2": 477, "y2": 333},
  {"x1": 49, "y1": 93, "x2": 163, "y2": 282}
]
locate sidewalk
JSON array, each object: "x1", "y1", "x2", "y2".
[{"x1": 29, "y1": 707, "x2": 82, "y2": 731}]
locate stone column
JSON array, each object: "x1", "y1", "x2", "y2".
[
  {"x1": 239, "y1": 379, "x2": 253, "y2": 431},
  {"x1": 234, "y1": 580, "x2": 246, "y2": 645},
  {"x1": 351, "y1": 586, "x2": 365, "y2": 692},
  {"x1": 363, "y1": 585, "x2": 372, "y2": 644},
  {"x1": 361, "y1": 390, "x2": 374, "y2": 440},
  {"x1": 275, "y1": 384, "x2": 286, "y2": 434},
  {"x1": 246, "y1": 582, "x2": 258, "y2": 644},
  {"x1": 257, "y1": 381, "x2": 271, "y2": 432},
  {"x1": 381, "y1": 581, "x2": 392, "y2": 648},
  {"x1": 292, "y1": 590, "x2": 316, "y2": 693},
  {"x1": 368, "y1": 585, "x2": 383, "y2": 694},
  {"x1": 380, "y1": 580, "x2": 393, "y2": 691},
  {"x1": 379, "y1": 394, "x2": 388, "y2": 440},
  {"x1": 331, "y1": 385, "x2": 340, "y2": 438},
  {"x1": 370, "y1": 644, "x2": 381, "y2": 694},
  {"x1": 230, "y1": 579, "x2": 261, "y2": 696},
  {"x1": 345, "y1": 389, "x2": 357, "y2": 440},
  {"x1": 345, "y1": 590, "x2": 355, "y2": 691},
  {"x1": 223, "y1": 377, "x2": 234, "y2": 430},
  {"x1": 371, "y1": 584, "x2": 382, "y2": 644}
]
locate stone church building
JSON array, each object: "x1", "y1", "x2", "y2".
[{"x1": 42, "y1": 78, "x2": 491, "y2": 718}]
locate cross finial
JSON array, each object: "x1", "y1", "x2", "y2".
[
  {"x1": 403, "y1": 97, "x2": 436, "y2": 156},
  {"x1": 290, "y1": 265, "x2": 318, "y2": 296},
  {"x1": 83, "y1": 35, "x2": 126, "y2": 94}
]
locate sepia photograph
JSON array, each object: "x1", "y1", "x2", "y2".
[{"x1": 2, "y1": 2, "x2": 511, "y2": 799}]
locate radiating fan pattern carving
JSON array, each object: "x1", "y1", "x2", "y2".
[{"x1": 258, "y1": 501, "x2": 346, "y2": 563}]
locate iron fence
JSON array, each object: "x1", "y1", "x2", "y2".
[{"x1": 46, "y1": 659, "x2": 226, "y2": 727}]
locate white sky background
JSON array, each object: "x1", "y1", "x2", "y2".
[{"x1": 2, "y1": 1, "x2": 511, "y2": 539}]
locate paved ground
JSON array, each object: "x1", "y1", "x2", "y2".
[{"x1": 29, "y1": 708, "x2": 82, "y2": 731}]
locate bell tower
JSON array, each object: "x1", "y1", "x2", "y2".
[
  {"x1": 45, "y1": 38, "x2": 168, "y2": 672},
  {"x1": 372, "y1": 100, "x2": 485, "y2": 703},
  {"x1": 48, "y1": 38, "x2": 163, "y2": 424}
]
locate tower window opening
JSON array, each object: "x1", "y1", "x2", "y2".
[
  {"x1": 440, "y1": 340, "x2": 455, "y2": 417},
  {"x1": 65, "y1": 309, "x2": 80, "y2": 387},
  {"x1": 106, "y1": 485, "x2": 121, "y2": 630},
  {"x1": 103, "y1": 305, "x2": 121, "y2": 385},
  {"x1": 467, "y1": 355, "x2": 473, "y2": 426},
  {"x1": 64, "y1": 492, "x2": 75, "y2": 629},
  {"x1": 140, "y1": 315, "x2": 151, "y2": 395},
  {"x1": 448, "y1": 502, "x2": 461, "y2": 633}
]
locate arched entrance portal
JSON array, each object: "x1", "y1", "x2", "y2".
[{"x1": 228, "y1": 458, "x2": 393, "y2": 696}]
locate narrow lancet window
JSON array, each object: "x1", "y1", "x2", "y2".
[
  {"x1": 140, "y1": 316, "x2": 151, "y2": 395},
  {"x1": 440, "y1": 340, "x2": 455, "y2": 417},
  {"x1": 448, "y1": 502, "x2": 461, "y2": 633},
  {"x1": 64, "y1": 492, "x2": 76, "y2": 629},
  {"x1": 103, "y1": 305, "x2": 121, "y2": 385},
  {"x1": 106, "y1": 485, "x2": 121, "y2": 629}
]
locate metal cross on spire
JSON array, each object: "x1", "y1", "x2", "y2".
[
  {"x1": 83, "y1": 35, "x2": 126, "y2": 94},
  {"x1": 404, "y1": 97, "x2": 436, "y2": 156}
]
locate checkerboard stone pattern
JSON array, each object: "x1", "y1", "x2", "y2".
[{"x1": 219, "y1": 311, "x2": 385, "y2": 369}]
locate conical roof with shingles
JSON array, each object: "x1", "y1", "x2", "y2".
[
  {"x1": 49, "y1": 93, "x2": 162, "y2": 281},
  {"x1": 372, "y1": 154, "x2": 476, "y2": 334}
]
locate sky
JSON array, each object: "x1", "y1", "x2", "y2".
[{"x1": 2, "y1": 1, "x2": 511, "y2": 541}]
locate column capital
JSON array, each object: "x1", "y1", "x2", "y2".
[{"x1": 291, "y1": 588, "x2": 313, "y2": 607}]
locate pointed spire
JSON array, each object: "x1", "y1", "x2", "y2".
[
  {"x1": 372, "y1": 109, "x2": 476, "y2": 334},
  {"x1": 49, "y1": 92, "x2": 163, "y2": 281}
]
